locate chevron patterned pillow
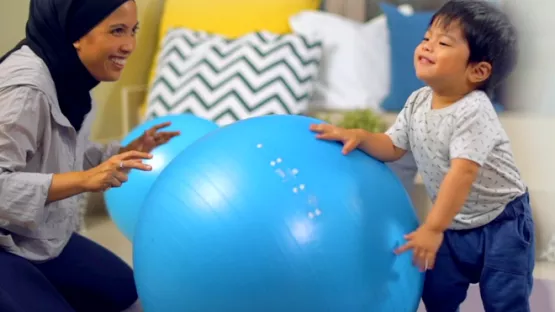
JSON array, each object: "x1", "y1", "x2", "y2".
[{"x1": 144, "y1": 28, "x2": 323, "y2": 126}]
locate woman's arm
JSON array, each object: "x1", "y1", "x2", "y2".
[
  {"x1": 0, "y1": 87, "x2": 86, "y2": 229},
  {"x1": 46, "y1": 172, "x2": 87, "y2": 203},
  {"x1": 82, "y1": 140, "x2": 121, "y2": 170}
]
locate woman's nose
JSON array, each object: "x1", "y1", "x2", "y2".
[{"x1": 119, "y1": 43, "x2": 134, "y2": 55}]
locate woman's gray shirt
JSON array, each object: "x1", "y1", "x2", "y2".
[{"x1": 0, "y1": 46, "x2": 120, "y2": 261}]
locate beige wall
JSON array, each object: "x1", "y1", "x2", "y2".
[
  {"x1": 0, "y1": 0, "x2": 165, "y2": 142},
  {"x1": 0, "y1": 0, "x2": 30, "y2": 55},
  {"x1": 502, "y1": 0, "x2": 555, "y2": 116}
]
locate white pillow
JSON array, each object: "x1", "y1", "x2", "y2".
[{"x1": 289, "y1": 5, "x2": 413, "y2": 111}]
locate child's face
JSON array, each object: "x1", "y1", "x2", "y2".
[{"x1": 414, "y1": 18, "x2": 486, "y2": 92}]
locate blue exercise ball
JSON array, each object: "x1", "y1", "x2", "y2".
[
  {"x1": 133, "y1": 114, "x2": 424, "y2": 312},
  {"x1": 104, "y1": 113, "x2": 218, "y2": 241}
]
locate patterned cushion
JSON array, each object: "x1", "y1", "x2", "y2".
[{"x1": 144, "y1": 28, "x2": 323, "y2": 126}]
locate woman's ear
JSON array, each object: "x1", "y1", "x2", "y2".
[{"x1": 468, "y1": 61, "x2": 492, "y2": 84}]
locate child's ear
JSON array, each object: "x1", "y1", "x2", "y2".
[{"x1": 468, "y1": 61, "x2": 492, "y2": 84}]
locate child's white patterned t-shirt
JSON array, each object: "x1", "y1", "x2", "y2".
[{"x1": 385, "y1": 86, "x2": 527, "y2": 230}]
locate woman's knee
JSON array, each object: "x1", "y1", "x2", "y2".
[
  {"x1": 121, "y1": 299, "x2": 143, "y2": 312},
  {"x1": 0, "y1": 250, "x2": 74, "y2": 312}
]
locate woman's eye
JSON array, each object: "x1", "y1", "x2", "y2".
[{"x1": 111, "y1": 28, "x2": 125, "y2": 36}]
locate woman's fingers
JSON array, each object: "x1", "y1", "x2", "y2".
[
  {"x1": 109, "y1": 175, "x2": 122, "y2": 188},
  {"x1": 119, "y1": 159, "x2": 152, "y2": 171},
  {"x1": 156, "y1": 131, "x2": 180, "y2": 143},
  {"x1": 112, "y1": 170, "x2": 128, "y2": 183},
  {"x1": 116, "y1": 150, "x2": 152, "y2": 161},
  {"x1": 144, "y1": 122, "x2": 172, "y2": 137},
  {"x1": 150, "y1": 121, "x2": 172, "y2": 131}
]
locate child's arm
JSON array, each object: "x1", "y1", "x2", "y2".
[
  {"x1": 424, "y1": 103, "x2": 497, "y2": 231},
  {"x1": 424, "y1": 158, "x2": 480, "y2": 231},
  {"x1": 313, "y1": 90, "x2": 418, "y2": 161},
  {"x1": 353, "y1": 130, "x2": 407, "y2": 162},
  {"x1": 311, "y1": 124, "x2": 405, "y2": 161}
]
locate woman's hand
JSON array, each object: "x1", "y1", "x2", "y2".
[
  {"x1": 120, "y1": 121, "x2": 180, "y2": 154},
  {"x1": 81, "y1": 150, "x2": 153, "y2": 192},
  {"x1": 310, "y1": 124, "x2": 364, "y2": 155}
]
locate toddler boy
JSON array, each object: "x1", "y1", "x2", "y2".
[{"x1": 310, "y1": 1, "x2": 534, "y2": 311}]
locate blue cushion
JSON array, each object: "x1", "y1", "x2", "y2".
[{"x1": 379, "y1": 3, "x2": 434, "y2": 112}]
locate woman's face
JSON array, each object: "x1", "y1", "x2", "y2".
[{"x1": 73, "y1": 1, "x2": 138, "y2": 82}]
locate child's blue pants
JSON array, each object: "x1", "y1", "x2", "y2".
[{"x1": 422, "y1": 192, "x2": 535, "y2": 312}]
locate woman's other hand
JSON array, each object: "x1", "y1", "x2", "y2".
[{"x1": 120, "y1": 121, "x2": 180, "y2": 154}]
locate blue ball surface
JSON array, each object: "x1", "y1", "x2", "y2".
[
  {"x1": 104, "y1": 113, "x2": 218, "y2": 241},
  {"x1": 133, "y1": 114, "x2": 424, "y2": 312}
]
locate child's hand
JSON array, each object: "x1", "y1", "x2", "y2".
[
  {"x1": 309, "y1": 123, "x2": 363, "y2": 155},
  {"x1": 394, "y1": 224, "x2": 444, "y2": 272}
]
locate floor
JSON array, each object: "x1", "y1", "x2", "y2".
[{"x1": 83, "y1": 209, "x2": 134, "y2": 266}]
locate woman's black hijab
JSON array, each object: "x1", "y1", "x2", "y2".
[{"x1": 0, "y1": 0, "x2": 130, "y2": 131}]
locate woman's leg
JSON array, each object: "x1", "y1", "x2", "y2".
[
  {"x1": 34, "y1": 233, "x2": 140, "y2": 312},
  {"x1": 0, "y1": 248, "x2": 75, "y2": 312}
]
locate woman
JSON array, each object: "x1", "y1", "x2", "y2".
[{"x1": 0, "y1": 0, "x2": 178, "y2": 311}]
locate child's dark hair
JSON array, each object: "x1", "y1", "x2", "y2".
[{"x1": 430, "y1": 0, "x2": 517, "y2": 96}]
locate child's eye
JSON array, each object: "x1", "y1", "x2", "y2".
[
  {"x1": 422, "y1": 37, "x2": 430, "y2": 42},
  {"x1": 439, "y1": 42, "x2": 450, "y2": 46}
]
